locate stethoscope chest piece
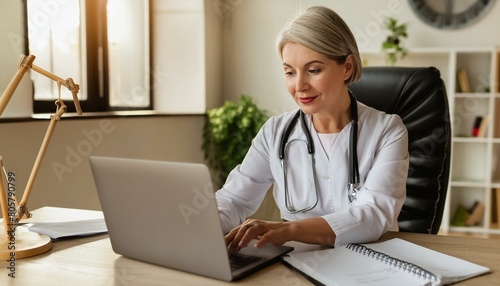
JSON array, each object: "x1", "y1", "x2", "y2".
[{"x1": 348, "y1": 183, "x2": 360, "y2": 204}]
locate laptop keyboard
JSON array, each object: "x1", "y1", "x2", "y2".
[{"x1": 229, "y1": 253, "x2": 262, "y2": 272}]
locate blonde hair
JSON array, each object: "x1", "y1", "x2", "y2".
[{"x1": 277, "y1": 6, "x2": 362, "y2": 84}]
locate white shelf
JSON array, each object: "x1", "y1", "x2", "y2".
[
  {"x1": 362, "y1": 47, "x2": 500, "y2": 235},
  {"x1": 450, "y1": 181, "x2": 488, "y2": 188},
  {"x1": 452, "y1": 137, "x2": 489, "y2": 143},
  {"x1": 454, "y1": 92, "x2": 490, "y2": 98}
]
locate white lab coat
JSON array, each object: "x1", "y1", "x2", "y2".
[{"x1": 216, "y1": 101, "x2": 409, "y2": 247}]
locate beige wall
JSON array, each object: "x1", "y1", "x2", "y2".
[{"x1": 0, "y1": 116, "x2": 205, "y2": 212}]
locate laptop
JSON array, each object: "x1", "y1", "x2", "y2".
[{"x1": 89, "y1": 156, "x2": 293, "y2": 281}]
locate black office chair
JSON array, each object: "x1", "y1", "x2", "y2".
[{"x1": 349, "y1": 66, "x2": 451, "y2": 234}]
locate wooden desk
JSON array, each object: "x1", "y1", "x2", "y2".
[{"x1": 1, "y1": 207, "x2": 498, "y2": 285}]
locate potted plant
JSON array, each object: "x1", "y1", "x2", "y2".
[
  {"x1": 381, "y1": 17, "x2": 408, "y2": 65},
  {"x1": 202, "y1": 95, "x2": 269, "y2": 187}
]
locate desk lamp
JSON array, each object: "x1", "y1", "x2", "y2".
[{"x1": 0, "y1": 54, "x2": 83, "y2": 259}]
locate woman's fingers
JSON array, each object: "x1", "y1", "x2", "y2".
[
  {"x1": 226, "y1": 219, "x2": 259, "y2": 253},
  {"x1": 225, "y1": 219, "x2": 290, "y2": 253}
]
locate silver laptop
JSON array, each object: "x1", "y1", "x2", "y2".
[{"x1": 89, "y1": 156, "x2": 293, "y2": 281}]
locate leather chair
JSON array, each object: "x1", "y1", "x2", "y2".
[{"x1": 348, "y1": 66, "x2": 451, "y2": 234}]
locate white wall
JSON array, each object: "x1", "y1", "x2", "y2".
[
  {"x1": 221, "y1": 0, "x2": 500, "y2": 113},
  {"x1": 153, "y1": 0, "x2": 206, "y2": 113},
  {"x1": 152, "y1": 0, "x2": 223, "y2": 112}
]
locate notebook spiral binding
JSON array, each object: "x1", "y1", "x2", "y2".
[{"x1": 346, "y1": 243, "x2": 438, "y2": 282}]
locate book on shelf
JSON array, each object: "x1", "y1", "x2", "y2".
[
  {"x1": 491, "y1": 189, "x2": 498, "y2": 225},
  {"x1": 465, "y1": 201, "x2": 485, "y2": 226},
  {"x1": 495, "y1": 189, "x2": 500, "y2": 227},
  {"x1": 451, "y1": 204, "x2": 469, "y2": 226},
  {"x1": 472, "y1": 115, "x2": 489, "y2": 137},
  {"x1": 494, "y1": 188, "x2": 500, "y2": 226},
  {"x1": 457, "y1": 69, "x2": 471, "y2": 93},
  {"x1": 451, "y1": 200, "x2": 485, "y2": 227},
  {"x1": 283, "y1": 238, "x2": 490, "y2": 286},
  {"x1": 495, "y1": 101, "x2": 500, "y2": 138}
]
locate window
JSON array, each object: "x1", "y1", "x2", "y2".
[{"x1": 25, "y1": 0, "x2": 151, "y2": 113}]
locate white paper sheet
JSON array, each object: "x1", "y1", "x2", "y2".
[{"x1": 27, "y1": 219, "x2": 108, "y2": 240}]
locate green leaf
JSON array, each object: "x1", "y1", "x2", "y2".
[{"x1": 202, "y1": 95, "x2": 269, "y2": 187}]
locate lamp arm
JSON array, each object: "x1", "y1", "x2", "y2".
[
  {"x1": 15, "y1": 101, "x2": 68, "y2": 221},
  {"x1": 0, "y1": 55, "x2": 35, "y2": 116},
  {"x1": 0, "y1": 54, "x2": 83, "y2": 229},
  {"x1": 30, "y1": 64, "x2": 83, "y2": 115},
  {"x1": 0, "y1": 55, "x2": 35, "y2": 233},
  {"x1": 0, "y1": 54, "x2": 83, "y2": 116}
]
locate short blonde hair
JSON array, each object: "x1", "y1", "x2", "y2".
[{"x1": 277, "y1": 6, "x2": 362, "y2": 84}]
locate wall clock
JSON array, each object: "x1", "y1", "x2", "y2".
[{"x1": 408, "y1": 0, "x2": 496, "y2": 30}]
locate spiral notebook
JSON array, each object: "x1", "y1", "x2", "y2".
[{"x1": 283, "y1": 238, "x2": 490, "y2": 286}]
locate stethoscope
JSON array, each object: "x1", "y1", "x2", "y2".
[{"x1": 279, "y1": 91, "x2": 360, "y2": 214}]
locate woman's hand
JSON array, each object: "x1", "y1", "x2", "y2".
[
  {"x1": 225, "y1": 219, "x2": 292, "y2": 254},
  {"x1": 225, "y1": 217, "x2": 336, "y2": 253}
]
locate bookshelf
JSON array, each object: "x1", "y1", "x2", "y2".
[{"x1": 361, "y1": 47, "x2": 500, "y2": 236}]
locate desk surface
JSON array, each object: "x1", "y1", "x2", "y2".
[{"x1": 1, "y1": 207, "x2": 499, "y2": 285}]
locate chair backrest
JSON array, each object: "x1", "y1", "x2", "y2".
[{"x1": 348, "y1": 66, "x2": 451, "y2": 234}]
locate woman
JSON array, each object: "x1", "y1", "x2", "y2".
[{"x1": 216, "y1": 6, "x2": 408, "y2": 253}]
